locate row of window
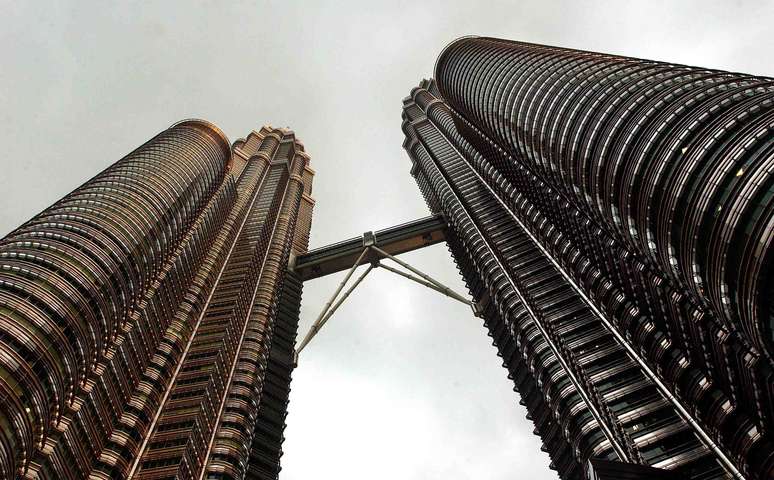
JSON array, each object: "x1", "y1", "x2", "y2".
[
  {"x1": 403, "y1": 85, "x2": 731, "y2": 478},
  {"x1": 421, "y1": 50, "x2": 774, "y2": 476}
]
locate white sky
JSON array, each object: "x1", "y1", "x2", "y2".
[{"x1": 1, "y1": 2, "x2": 772, "y2": 479}]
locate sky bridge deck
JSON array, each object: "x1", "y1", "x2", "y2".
[{"x1": 292, "y1": 214, "x2": 446, "y2": 281}]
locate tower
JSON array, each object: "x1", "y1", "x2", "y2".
[
  {"x1": 402, "y1": 37, "x2": 774, "y2": 479},
  {"x1": 0, "y1": 120, "x2": 314, "y2": 480}
]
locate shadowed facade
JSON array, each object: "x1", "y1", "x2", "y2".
[{"x1": 402, "y1": 37, "x2": 774, "y2": 479}]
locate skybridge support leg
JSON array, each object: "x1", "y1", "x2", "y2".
[
  {"x1": 294, "y1": 244, "x2": 477, "y2": 365},
  {"x1": 370, "y1": 245, "x2": 470, "y2": 304},
  {"x1": 294, "y1": 248, "x2": 369, "y2": 364},
  {"x1": 376, "y1": 262, "x2": 471, "y2": 307}
]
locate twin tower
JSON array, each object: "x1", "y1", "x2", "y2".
[{"x1": 0, "y1": 37, "x2": 772, "y2": 480}]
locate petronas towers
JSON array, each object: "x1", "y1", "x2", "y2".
[{"x1": 1, "y1": 36, "x2": 772, "y2": 480}]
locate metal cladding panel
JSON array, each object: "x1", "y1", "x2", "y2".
[
  {"x1": 434, "y1": 37, "x2": 774, "y2": 358},
  {"x1": 134, "y1": 130, "x2": 312, "y2": 480},
  {"x1": 245, "y1": 272, "x2": 303, "y2": 480},
  {"x1": 0, "y1": 121, "x2": 314, "y2": 480},
  {"x1": 587, "y1": 459, "x2": 680, "y2": 480},
  {"x1": 401, "y1": 73, "x2": 765, "y2": 479},
  {"x1": 416, "y1": 36, "x2": 774, "y2": 479},
  {"x1": 0, "y1": 120, "x2": 231, "y2": 479}
]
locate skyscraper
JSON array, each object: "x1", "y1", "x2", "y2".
[
  {"x1": 0, "y1": 120, "x2": 314, "y2": 480},
  {"x1": 2, "y1": 35, "x2": 773, "y2": 480},
  {"x1": 402, "y1": 37, "x2": 773, "y2": 479}
]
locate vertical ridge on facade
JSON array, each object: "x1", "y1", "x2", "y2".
[{"x1": 0, "y1": 121, "x2": 313, "y2": 480}]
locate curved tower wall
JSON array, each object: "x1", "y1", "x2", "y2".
[
  {"x1": 0, "y1": 121, "x2": 313, "y2": 480},
  {"x1": 0, "y1": 120, "x2": 230, "y2": 478},
  {"x1": 404, "y1": 37, "x2": 774, "y2": 479},
  {"x1": 434, "y1": 37, "x2": 774, "y2": 355}
]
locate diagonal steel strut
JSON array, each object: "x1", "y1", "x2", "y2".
[
  {"x1": 294, "y1": 246, "x2": 475, "y2": 364},
  {"x1": 376, "y1": 262, "x2": 471, "y2": 307},
  {"x1": 295, "y1": 247, "x2": 369, "y2": 361},
  {"x1": 371, "y1": 245, "x2": 471, "y2": 305}
]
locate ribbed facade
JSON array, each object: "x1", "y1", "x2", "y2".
[
  {"x1": 0, "y1": 120, "x2": 314, "y2": 480},
  {"x1": 402, "y1": 37, "x2": 774, "y2": 480}
]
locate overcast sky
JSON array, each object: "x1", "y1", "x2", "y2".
[{"x1": 1, "y1": 2, "x2": 773, "y2": 479}]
